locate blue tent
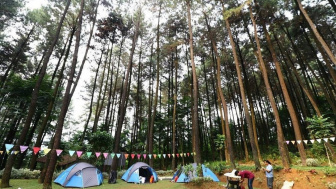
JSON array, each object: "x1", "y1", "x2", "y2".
[
  {"x1": 54, "y1": 162, "x2": 103, "y2": 188},
  {"x1": 122, "y1": 162, "x2": 158, "y2": 183},
  {"x1": 173, "y1": 163, "x2": 219, "y2": 183}
]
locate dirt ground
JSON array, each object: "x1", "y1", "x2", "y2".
[{"x1": 186, "y1": 168, "x2": 336, "y2": 189}]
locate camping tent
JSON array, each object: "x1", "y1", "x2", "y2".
[
  {"x1": 173, "y1": 163, "x2": 219, "y2": 183},
  {"x1": 121, "y1": 162, "x2": 158, "y2": 183},
  {"x1": 54, "y1": 162, "x2": 103, "y2": 188}
]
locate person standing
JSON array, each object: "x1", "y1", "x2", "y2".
[
  {"x1": 262, "y1": 160, "x2": 274, "y2": 189},
  {"x1": 234, "y1": 170, "x2": 254, "y2": 189}
]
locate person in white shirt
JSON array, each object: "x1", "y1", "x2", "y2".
[{"x1": 262, "y1": 160, "x2": 273, "y2": 189}]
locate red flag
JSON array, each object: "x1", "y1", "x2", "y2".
[
  {"x1": 33, "y1": 147, "x2": 40, "y2": 155},
  {"x1": 131, "y1": 154, "x2": 135, "y2": 159}
]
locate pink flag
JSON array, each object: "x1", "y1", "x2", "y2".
[
  {"x1": 131, "y1": 154, "x2": 135, "y2": 159},
  {"x1": 176, "y1": 154, "x2": 179, "y2": 158},
  {"x1": 95, "y1": 152, "x2": 101, "y2": 158},
  {"x1": 168, "y1": 154, "x2": 171, "y2": 158},
  {"x1": 286, "y1": 141, "x2": 289, "y2": 144},
  {"x1": 56, "y1": 149, "x2": 63, "y2": 156},
  {"x1": 103, "y1": 153, "x2": 109, "y2": 159},
  {"x1": 76, "y1": 151, "x2": 83, "y2": 158},
  {"x1": 20, "y1": 146, "x2": 28, "y2": 153},
  {"x1": 33, "y1": 147, "x2": 40, "y2": 155},
  {"x1": 143, "y1": 154, "x2": 147, "y2": 159},
  {"x1": 137, "y1": 154, "x2": 141, "y2": 159}
]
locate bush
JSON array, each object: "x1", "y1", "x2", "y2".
[
  {"x1": 206, "y1": 161, "x2": 227, "y2": 174},
  {"x1": 327, "y1": 182, "x2": 336, "y2": 189},
  {"x1": 323, "y1": 168, "x2": 336, "y2": 177},
  {"x1": 0, "y1": 168, "x2": 40, "y2": 179},
  {"x1": 189, "y1": 177, "x2": 214, "y2": 186},
  {"x1": 306, "y1": 158, "x2": 320, "y2": 167},
  {"x1": 273, "y1": 165, "x2": 283, "y2": 172},
  {"x1": 156, "y1": 170, "x2": 174, "y2": 176}
]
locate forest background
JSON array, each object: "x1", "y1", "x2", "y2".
[{"x1": 0, "y1": 0, "x2": 335, "y2": 188}]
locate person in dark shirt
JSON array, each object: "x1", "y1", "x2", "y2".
[{"x1": 235, "y1": 170, "x2": 254, "y2": 189}]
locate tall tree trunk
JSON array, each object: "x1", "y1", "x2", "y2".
[
  {"x1": 0, "y1": 1, "x2": 71, "y2": 187},
  {"x1": 249, "y1": 5, "x2": 290, "y2": 168},
  {"x1": 186, "y1": 0, "x2": 201, "y2": 164},
  {"x1": 42, "y1": 1, "x2": 84, "y2": 188}
]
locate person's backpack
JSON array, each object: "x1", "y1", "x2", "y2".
[{"x1": 108, "y1": 170, "x2": 117, "y2": 184}]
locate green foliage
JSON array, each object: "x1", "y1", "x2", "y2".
[
  {"x1": 308, "y1": 143, "x2": 326, "y2": 158},
  {"x1": 223, "y1": 0, "x2": 251, "y2": 20},
  {"x1": 196, "y1": 164, "x2": 203, "y2": 177},
  {"x1": 306, "y1": 158, "x2": 320, "y2": 167},
  {"x1": 0, "y1": 168, "x2": 40, "y2": 179},
  {"x1": 273, "y1": 165, "x2": 283, "y2": 172},
  {"x1": 183, "y1": 164, "x2": 194, "y2": 178},
  {"x1": 323, "y1": 168, "x2": 336, "y2": 177},
  {"x1": 306, "y1": 115, "x2": 335, "y2": 138},
  {"x1": 155, "y1": 170, "x2": 174, "y2": 176},
  {"x1": 214, "y1": 134, "x2": 225, "y2": 150},
  {"x1": 189, "y1": 177, "x2": 214, "y2": 186},
  {"x1": 206, "y1": 161, "x2": 227, "y2": 174}
]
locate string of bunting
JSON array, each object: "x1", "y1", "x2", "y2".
[
  {"x1": 285, "y1": 136, "x2": 335, "y2": 145},
  {"x1": 0, "y1": 144, "x2": 195, "y2": 160}
]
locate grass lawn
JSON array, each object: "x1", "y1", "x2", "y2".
[{"x1": 1, "y1": 179, "x2": 195, "y2": 189}]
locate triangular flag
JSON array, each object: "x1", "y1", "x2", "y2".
[
  {"x1": 14, "y1": 151, "x2": 19, "y2": 155},
  {"x1": 103, "y1": 153, "x2": 109, "y2": 159},
  {"x1": 0, "y1": 151, "x2": 3, "y2": 155},
  {"x1": 131, "y1": 154, "x2": 135, "y2": 159},
  {"x1": 163, "y1": 154, "x2": 166, "y2": 158},
  {"x1": 323, "y1": 138, "x2": 329, "y2": 142},
  {"x1": 56, "y1": 149, "x2": 63, "y2": 156},
  {"x1": 172, "y1": 154, "x2": 175, "y2": 157},
  {"x1": 20, "y1": 146, "x2": 28, "y2": 153},
  {"x1": 43, "y1": 149, "x2": 51, "y2": 155},
  {"x1": 95, "y1": 152, "x2": 101, "y2": 158},
  {"x1": 187, "y1": 153, "x2": 190, "y2": 157},
  {"x1": 158, "y1": 154, "x2": 161, "y2": 158},
  {"x1": 33, "y1": 147, "x2": 40, "y2": 155},
  {"x1": 286, "y1": 141, "x2": 289, "y2": 144},
  {"x1": 297, "y1": 140, "x2": 301, "y2": 144},
  {"x1": 330, "y1": 137, "x2": 335, "y2": 142},
  {"x1": 110, "y1": 153, "x2": 115, "y2": 158},
  {"x1": 153, "y1": 154, "x2": 157, "y2": 159},
  {"x1": 76, "y1": 151, "x2": 83, "y2": 158},
  {"x1": 291, "y1": 141, "x2": 295, "y2": 144},
  {"x1": 7, "y1": 150, "x2": 10, "y2": 154},
  {"x1": 69, "y1": 150, "x2": 75, "y2": 156},
  {"x1": 176, "y1": 154, "x2": 179, "y2": 158},
  {"x1": 124, "y1": 154, "x2": 129, "y2": 159},
  {"x1": 143, "y1": 154, "x2": 147, "y2": 159},
  {"x1": 86, "y1": 152, "x2": 92, "y2": 157},
  {"x1": 148, "y1": 154, "x2": 152, "y2": 159},
  {"x1": 168, "y1": 154, "x2": 171, "y2": 158},
  {"x1": 310, "y1": 139, "x2": 315, "y2": 143},
  {"x1": 137, "y1": 154, "x2": 141, "y2": 159},
  {"x1": 184, "y1": 153, "x2": 186, "y2": 157},
  {"x1": 5, "y1": 144, "x2": 14, "y2": 151},
  {"x1": 317, "y1": 139, "x2": 322, "y2": 143},
  {"x1": 303, "y1": 140, "x2": 308, "y2": 144},
  {"x1": 191, "y1": 152, "x2": 194, "y2": 156},
  {"x1": 116, "y1": 153, "x2": 121, "y2": 158}
]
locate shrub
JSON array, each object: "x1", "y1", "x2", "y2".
[
  {"x1": 327, "y1": 182, "x2": 336, "y2": 189},
  {"x1": 206, "y1": 161, "x2": 226, "y2": 174},
  {"x1": 273, "y1": 165, "x2": 283, "y2": 172},
  {"x1": 0, "y1": 168, "x2": 40, "y2": 179},
  {"x1": 323, "y1": 168, "x2": 336, "y2": 177},
  {"x1": 189, "y1": 177, "x2": 213, "y2": 186},
  {"x1": 306, "y1": 158, "x2": 320, "y2": 167}
]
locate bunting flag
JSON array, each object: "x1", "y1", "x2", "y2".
[
  {"x1": 303, "y1": 140, "x2": 308, "y2": 144},
  {"x1": 153, "y1": 154, "x2": 157, "y2": 159},
  {"x1": 187, "y1": 153, "x2": 190, "y2": 157},
  {"x1": 148, "y1": 154, "x2": 152, "y2": 159},
  {"x1": 43, "y1": 149, "x2": 51, "y2": 155},
  {"x1": 137, "y1": 154, "x2": 141, "y2": 159},
  {"x1": 0, "y1": 151, "x2": 3, "y2": 155},
  {"x1": 33, "y1": 147, "x2": 40, "y2": 155},
  {"x1": 116, "y1": 154, "x2": 121, "y2": 158},
  {"x1": 158, "y1": 154, "x2": 161, "y2": 158},
  {"x1": 310, "y1": 140, "x2": 315, "y2": 144},
  {"x1": 291, "y1": 141, "x2": 295, "y2": 145},
  {"x1": 110, "y1": 153, "x2": 115, "y2": 158},
  {"x1": 95, "y1": 152, "x2": 101, "y2": 158},
  {"x1": 172, "y1": 154, "x2": 175, "y2": 158},
  {"x1": 168, "y1": 154, "x2": 171, "y2": 158},
  {"x1": 69, "y1": 150, "x2": 75, "y2": 156},
  {"x1": 323, "y1": 138, "x2": 329, "y2": 142},
  {"x1": 131, "y1": 154, "x2": 135, "y2": 159},
  {"x1": 143, "y1": 154, "x2": 147, "y2": 159},
  {"x1": 103, "y1": 153, "x2": 109, "y2": 159},
  {"x1": 286, "y1": 141, "x2": 289, "y2": 144},
  {"x1": 14, "y1": 151, "x2": 19, "y2": 155},
  {"x1": 184, "y1": 153, "x2": 186, "y2": 157},
  {"x1": 7, "y1": 151, "x2": 10, "y2": 154},
  {"x1": 124, "y1": 154, "x2": 129, "y2": 159},
  {"x1": 76, "y1": 151, "x2": 83, "y2": 158},
  {"x1": 176, "y1": 154, "x2": 179, "y2": 158},
  {"x1": 56, "y1": 149, "x2": 63, "y2": 156},
  {"x1": 20, "y1": 146, "x2": 28, "y2": 153},
  {"x1": 317, "y1": 139, "x2": 322, "y2": 143},
  {"x1": 86, "y1": 152, "x2": 92, "y2": 157},
  {"x1": 331, "y1": 137, "x2": 335, "y2": 142},
  {"x1": 5, "y1": 144, "x2": 14, "y2": 151},
  {"x1": 297, "y1": 140, "x2": 301, "y2": 144},
  {"x1": 163, "y1": 154, "x2": 166, "y2": 158}
]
